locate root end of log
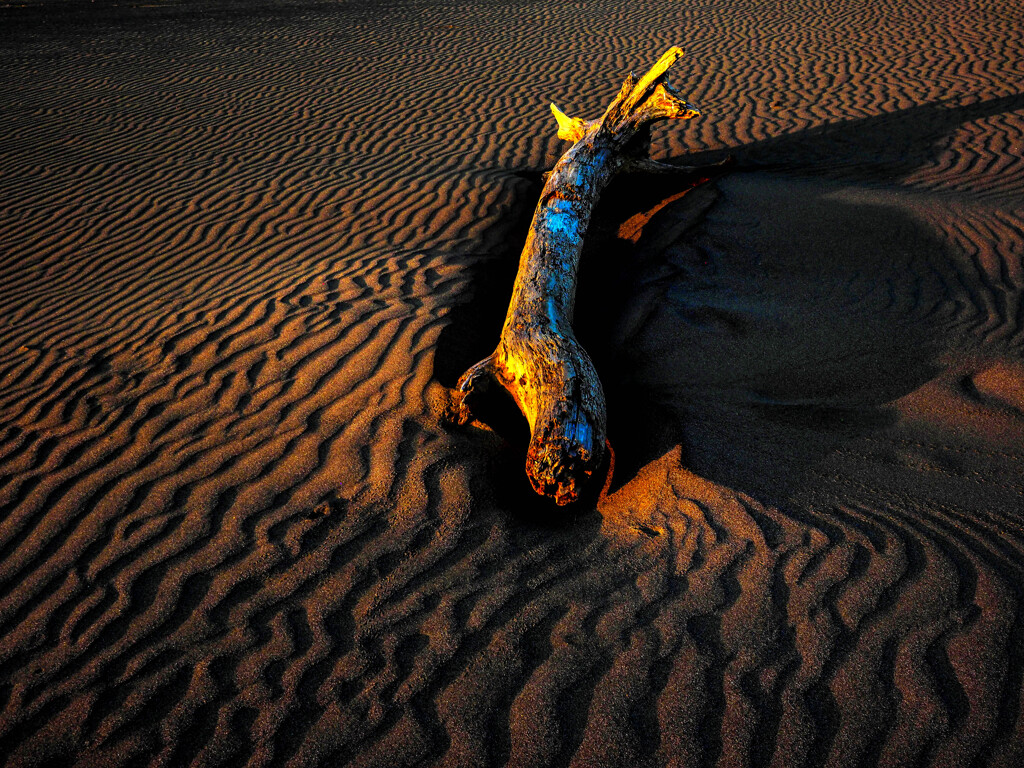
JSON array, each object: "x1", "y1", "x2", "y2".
[{"x1": 526, "y1": 416, "x2": 604, "y2": 505}]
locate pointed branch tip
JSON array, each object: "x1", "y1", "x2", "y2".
[
  {"x1": 550, "y1": 103, "x2": 590, "y2": 143},
  {"x1": 605, "y1": 46, "x2": 692, "y2": 128}
]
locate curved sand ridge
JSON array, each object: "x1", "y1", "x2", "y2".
[{"x1": 2, "y1": 0, "x2": 1024, "y2": 765}]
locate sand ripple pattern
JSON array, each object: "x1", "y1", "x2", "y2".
[{"x1": 2, "y1": 0, "x2": 1024, "y2": 766}]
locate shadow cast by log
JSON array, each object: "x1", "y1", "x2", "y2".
[{"x1": 579, "y1": 170, "x2": 955, "y2": 510}]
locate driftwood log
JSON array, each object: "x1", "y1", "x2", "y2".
[{"x1": 447, "y1": 47, "x2": 709, "y2": 505}]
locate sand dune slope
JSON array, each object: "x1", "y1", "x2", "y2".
[{"x1": 1, "y1": 0, "x2": 1024, "y2": 766}]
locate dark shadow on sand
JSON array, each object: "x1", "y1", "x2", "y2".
[
  {"x1": 685, "y1": 91, "x2": 1024, "y2": 183},
  {"x1": 576, "y1": 170, "x2": 952, "y2": 511}
]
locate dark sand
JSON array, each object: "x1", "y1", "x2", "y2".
[{"x1": 2, "y1": 0, "x2": 1024, "y2": 765}]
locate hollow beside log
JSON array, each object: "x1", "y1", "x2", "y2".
[{"x1": 447, "y1": 47, "x2": 708, "y2": 505}]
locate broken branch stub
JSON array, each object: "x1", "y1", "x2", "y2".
[{"x1": 447, "y1": 47, "x2": 705, "y2": 505}]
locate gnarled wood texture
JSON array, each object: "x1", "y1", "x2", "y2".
[{"x1": 447, "y1": 47, "x2": 706, "y2": 505}]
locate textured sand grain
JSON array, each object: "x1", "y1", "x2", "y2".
[{"x1": 2, "y1": 0, "x2": 1024, "y2": 766}]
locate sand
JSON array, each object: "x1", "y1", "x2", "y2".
[{"x1": 1, "y1": 0, "x2": 1024, "y2": 765}]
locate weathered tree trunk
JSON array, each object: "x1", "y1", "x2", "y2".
[{"x1": 447, "y1": 47, "x2": 708, "y2": 505}]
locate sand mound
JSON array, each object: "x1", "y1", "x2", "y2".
[{"x1": 1, "y1": 0, "x2": 1023, "y2": 765}]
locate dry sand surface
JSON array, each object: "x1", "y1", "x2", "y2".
[{"x1": 2, "y1": 0, "x2": 1024, "y2": 765}]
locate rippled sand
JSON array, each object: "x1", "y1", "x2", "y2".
[{"x1": 2, "y1": 0, "x2": 1024, "y2": 765}]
